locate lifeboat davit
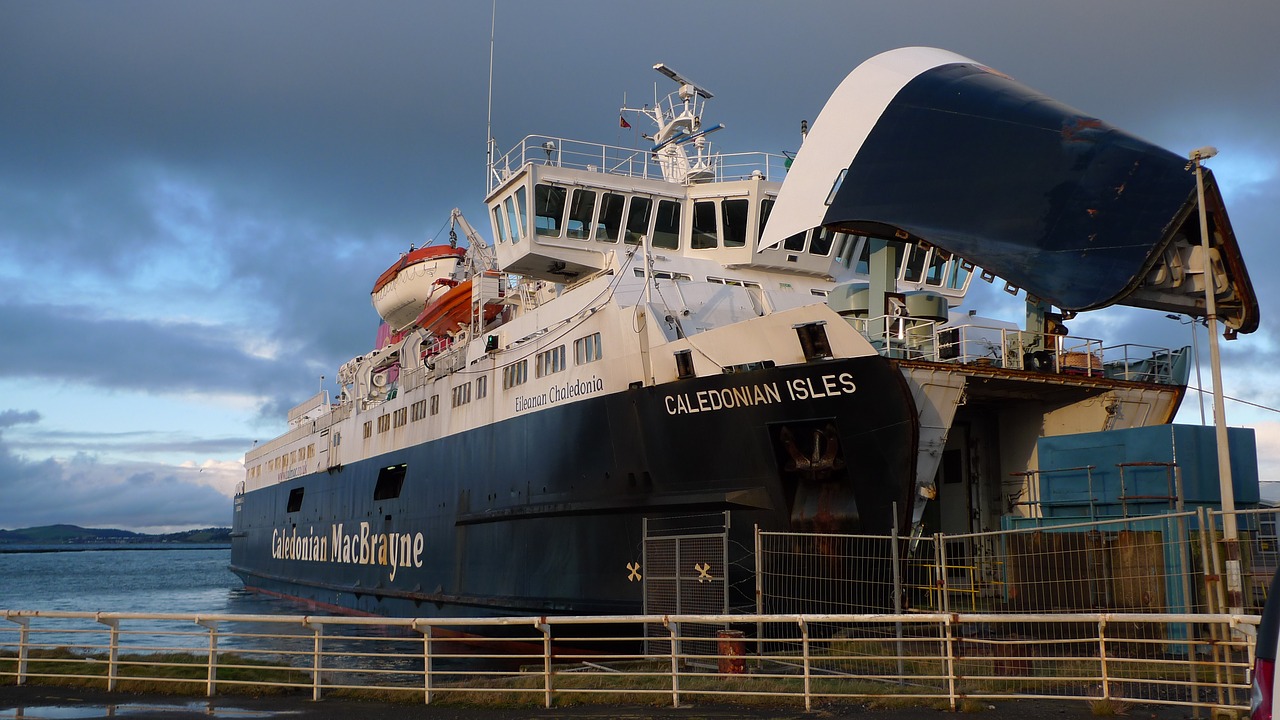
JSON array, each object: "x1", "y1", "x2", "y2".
[{"x1": 371, "y1": 246, "x2": 468, "y2": 331}]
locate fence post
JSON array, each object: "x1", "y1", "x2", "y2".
[
  {"x1": 755, "y1": 524, "x2": 763, "y2": 663},
  {"x1": 416, "y1": 621, "x2": 434, "y2": 705},
  {"x1": 891, "y1": 507, "x2": 905, "y2": 683},
  {"x1": 800, "y1": 618, "x2": 811, "y2": 712},
  {"x1": 304, "y1": 620, "x2": 324, "y2": 701},
  {"x1": 96, "y1": 615, "x2": 120, "y2": 692},
  {"x1": 1202, "y1": 508, "x2": 1229, "y2": 710},
  {"x1": 935, "y1": 533, "x2": 949, "y2": 613},
  {"x1": 944, "y1": 613, "x2": 956, "y2": 712},
  {"x1": 539, "y1": 620, "x2": 553, "y2": 709},
  {"x1": 197, "y1": 618, "x2": 218, "y2": 697},
  {"x1": 667, "y1": 619, "x2": 680, "y2": 708},
  {"x1": 1098, "y1": 617, "x2": 1110, "y2": 702},
  {"x1": 7, "y1": 616, "x2": 30, "y2": 685}
]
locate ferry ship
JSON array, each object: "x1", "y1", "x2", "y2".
[{"x1": 229, "y1": 48, "x2": 1258, "y2": 618}]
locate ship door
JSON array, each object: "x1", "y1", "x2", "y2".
[{"x1": 325, "y1": 428, "x2": 342, "y2": 470}]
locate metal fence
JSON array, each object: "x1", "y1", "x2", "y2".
[
  {"x1": 0, "y1": 610, "x2": 1258, "y2": 714},
  {"x1": 757, "y1": 508, "x2": 1277, "y2": 620}
]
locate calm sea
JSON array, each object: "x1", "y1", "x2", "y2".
[
  {"x1": 0, "y1": 545, "x2": 449, "y2": 673},
  {"x1": 0, "y1": 546, "x2": 278, "y2": 615}
]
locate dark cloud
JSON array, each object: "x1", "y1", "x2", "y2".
[{"x1": 0, "y1": 410, "x2": 41, "y2": 428}]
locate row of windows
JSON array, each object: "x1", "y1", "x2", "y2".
[
  {"x1": 492, "y1": 184, "x2": 970, "y2": 292},
  {"x1": 254, "y1": 444, "x2": 317, "y2": 478}
]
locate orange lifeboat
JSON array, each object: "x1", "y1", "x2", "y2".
[
  {"x1": 371, "y1": 246, "x2": 468, "y2": 330},
  {"x1": 412, "y1": 271, "x2": 504, "y2": 337}
]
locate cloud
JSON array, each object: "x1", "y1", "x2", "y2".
[
  {"x1": 0, "y1": 410, "x2": 40, "y2": 428},
  {"x1": 0, "y1": 414, "x2": 236, "y2": 531}
]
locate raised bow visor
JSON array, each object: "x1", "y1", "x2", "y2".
[{"x1": 760, "y1": 47, "x2": 1258, "y2": 334}]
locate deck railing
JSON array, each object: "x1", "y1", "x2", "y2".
[
  {"x1": 0, "y1": 609, "x2": 1258, "y2": 714},
  {"x1": 488, "y1": 135, "x2": 789, "y2": 190},
  {"x1": 852, "y1": 316, "x2": 1185, "y2": 385}
]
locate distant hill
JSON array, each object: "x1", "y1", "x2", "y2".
[{"x1": 0, "y1": 525, "x2": 231, "y2": 545}]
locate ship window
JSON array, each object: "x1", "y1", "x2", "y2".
[
  {"x1": 307, "y1": 444, "x2": 315, "y2": 458},
  {"x1": 948, "y1": 259, "x2": 972, "y2": 291},
  {"x1": 513, "y1": 186, "x2": 528, "y2": 241},
  {"x1": 411, "y1": 399, "x2": 428, "y2": 421},
  {"x1": 722, "y1": 199, "x2": 749, "y2": 247},
  {"x1": 393, "y1": 407, "x2": 407, "y2": 427},
  {"x1": 476, "y1": 375, "x2": 488, "y2": 399},
  {"x1": 595, "y1": 192, "x2": 624, "y2": 243},
  {"x1": 809, "y1": 228, "x2": 836, "y2": 257},
  {"x1": 491, "y1": 205, "x2": 507, "y2": 244},
  {"x1": 374, "y1": 464, "x2": 407, "y2": 501},
  {"x1": 652, "y1": 199, "x2": 681, "y2": 250},
  {"x1": 574, "y1": 332, "x2": 602, "y2": 364},
  {"x1": 451, "y1": 382, "x2": 472, "y2": 407},
  {"x1": 534, "y1": 183, "x2": 567, "y2": 237},
  {"x1": 925, "y1": 250, "x2": 947, "y2": 286},
  {"x1": 504, "y1": 195, "x2": 521, "y2": 244},
  {"x1": 535, "y1": 345, "x2": 566, "y2": 378},
  {"x1": 903, "y1": 243, "x2": 929, "y2": 282},
  {"x1": 566, "y1": 189, "x2": 596, "y2": 240},
  {"x1": 758, "y1": 198, "x2": 806, "y2": 252},
  {"x1": 854, "y1": 239, "x2": 871, "y2": 274},
  {"x1": 886, "y1": 238, "x2": 910, "y2": 276},
  {"x1": 430, "y1": 394, "x2": 440, "y2": 415},
  {"x1": 363, "y1": 421, "x2": 372, "y2": 439},
  {"x1": 377, "y1": 414, "x2": 391, "y2": 433},
  {"x1": 624, "y1": 196, "x2": 652, "y2": 245},
  {"x1": 691, "y1": 200, "x2": 718, "y2": 249},
  {"x1": 503, "y1": 359, "x2": 528, "y2": 389},
  {"x1": 286, "y1": 487, "x2": 304, "y2": 513}
]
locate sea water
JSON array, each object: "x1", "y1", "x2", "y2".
[{"x1": 0, "y1": 546, "x2": 275, "y2": 615}]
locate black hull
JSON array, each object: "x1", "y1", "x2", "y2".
[{"x1": 230, "y1": 355, "x2": 917, "y2": 618}]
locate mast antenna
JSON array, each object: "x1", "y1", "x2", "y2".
[{"x1": 485, "y1": 0, "x2": 496, "y2": 192}]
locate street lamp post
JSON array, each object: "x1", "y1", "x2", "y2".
[{"x1": 1189, "y1": 146, "x2": 1242, "y2": 615}]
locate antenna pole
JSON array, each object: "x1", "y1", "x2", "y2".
[{"x1": 485, "y1": 0, "x2": 496, "y2": 192}]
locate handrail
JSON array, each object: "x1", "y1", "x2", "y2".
[{"x1": 0, "y1": 608, "x2": 1257, "y2": 713}]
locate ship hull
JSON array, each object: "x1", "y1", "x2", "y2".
[{"x1": 230, "y1": 354, "x2": 918, "y2": 618}]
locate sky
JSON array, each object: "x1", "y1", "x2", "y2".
[{"x1": 1, "y1": 1, "x2": 1278, "y2": 532}]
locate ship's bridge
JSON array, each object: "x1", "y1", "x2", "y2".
[{"x1": 483, "y1": 134, "x2": 973, "y2": 302}]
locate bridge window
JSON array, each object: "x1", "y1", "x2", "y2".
[
  {"x1": 624, "y1": 197, "x2": 652, "y2": 245},
  {"x1": 566, "y1": 189, "x2": 596, "y2": 239},
  {"x1": 595, "y1": 193, "x2": 624, "y2": 243},
  {"x1": 903, "y1": 243, "x2": 929, "y2": 282},
  {"x1": 722, "y1": 199, "x2": 749, "y2": 247},
  {"x1": 653, "y1": 199, "x2": 681, "y2": 250},
  {"x1": 491, "y1": 206, "x2": 507, "y2": 244},
  {"x1": 534, "y1": 184, "x2": 567, "y2": 237},
  {"x1": 758, "y1": 198, "x2": 806, "y2": 251},
  {"x1": 809, "y1": 228, "x2": 836, "y2": 256},
  {"x1": 926, "y1": 250, "x2": 947, "y2": 286},
  {"x1": 504, "y1": 195, "x2": 521, "y2": 245},
  {"x1": 513, "y1": 186, "x2": 528, "y2": 242},
  {"x1": 948, "y1": 259, "x2": 973, "y2": 291},
  {"x1": 691, "y1": 200, "x2": 718, "y2": 249}
]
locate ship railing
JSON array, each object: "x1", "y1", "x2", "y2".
[
  {"x1": 0, "y1": 609, "x2": 1254, "y2": 713},
  {"x1": 488, "y1": 135, "x2": 788, "y2": 190},
  {"x1": 853, "y1": 315, "x2": 1181, "y2": 385}
]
